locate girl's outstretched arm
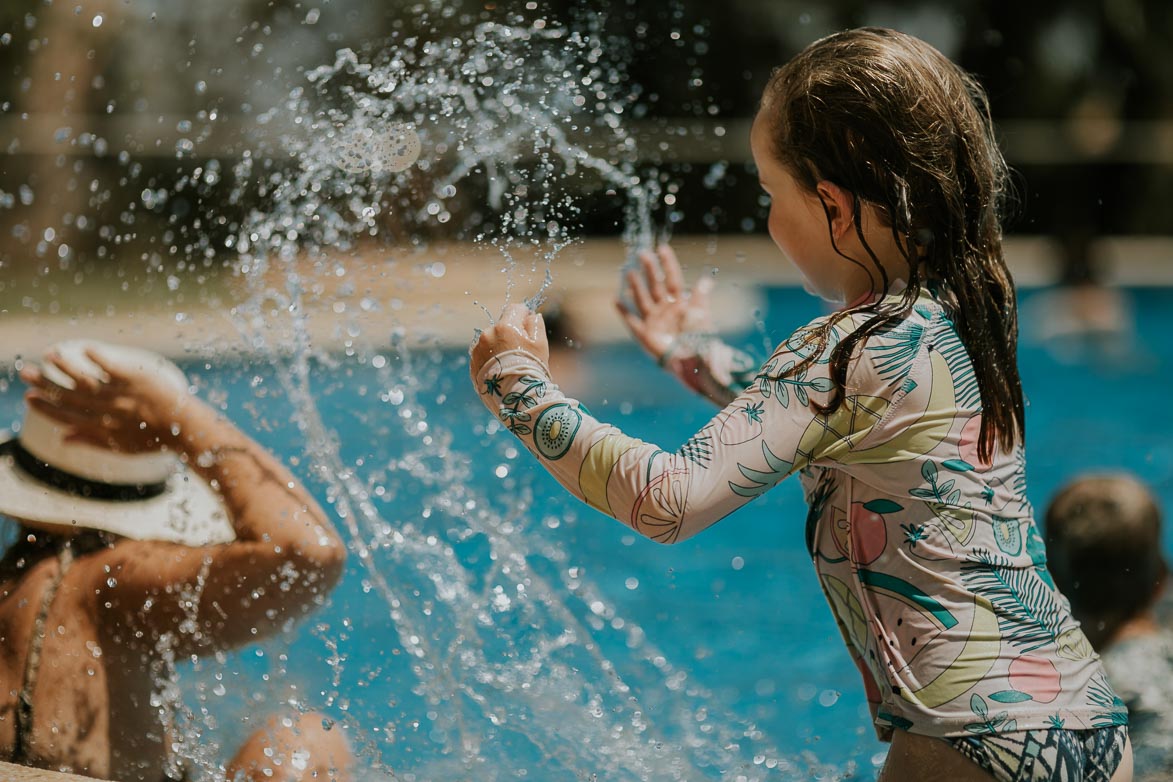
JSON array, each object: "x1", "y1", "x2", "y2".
[
  {"x1": 470, "y1": 303, "x2": 865, "y2": 544},
  {"x1": 617, "y1": 244, "x2": 758, "y2": 407}
]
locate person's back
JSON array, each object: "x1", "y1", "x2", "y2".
[
  {"x1": 0, "y1": 342, "x2": 350, "y2": 781},
  {"x1": 0, "y1": 533, "x2": 194, "y2": 777},
  {"x1": 1047, "y1": 474, "x2": 1173, "y2": 781}
]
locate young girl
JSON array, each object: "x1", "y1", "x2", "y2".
[{"x1": 469, "y1": 28, "x2": 1131, "y2": 782}]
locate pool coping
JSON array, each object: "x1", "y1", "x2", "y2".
[{"x1": 1, "y1": 234, "x2": 1169, "y2": 365}]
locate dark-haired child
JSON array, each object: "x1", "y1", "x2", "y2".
[{"x1": 1047, "y1": 474, "x2": 1172, "y2": 780}]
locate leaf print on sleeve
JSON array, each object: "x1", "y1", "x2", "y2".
[
  {"x1": 729, "y1": 440, "x2": 796, "y2": 499},
  {"x1": 866, "y1": 318, "x2": 926, "y2": 386},
  {"x1": 784, "y1": 321, "x2": 840, "y2": 364},
  {"x1": 483, "y1": 372, "x2": 503, "y2": 397},
  {"x1": 755, "y1": 358, "x2": 835, "y2": 409},
  {"x1": 715, "y1": 398, "x2": 767, "y2": 446},
  {"x1": 960, "y1": 548, "x2": 1066, "y2": 653},
  {"x1": 678, "y1": 432, "x2": 713, "y2": 468},
  {"x1": 498, "y1": 375, "x2": 548, "y2": 436},
  {"x1": 934, "y1": 312, "x2": 981, "y2": 409}
]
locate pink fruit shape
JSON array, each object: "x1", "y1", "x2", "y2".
[
  {"x1": 1007, "y1": 655, "x2": 1061, "y2": 704},
  {"x1": 958, "y1": 414, "x2": 992, "y2": 471},
  {"x1": 850, "y1": 502, "x2": 888, "y2": 565}
]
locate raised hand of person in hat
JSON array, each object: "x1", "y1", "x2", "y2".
[
  {"x1": 21, "y1": 346, "x2": 191, "y2": 455},
  {"x1": 617, "y1": 244, "x2": 715, "y2": 366}
]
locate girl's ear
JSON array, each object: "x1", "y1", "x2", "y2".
[{"x1": 815, "y1": 180, "x2": 855, "y2": 241}]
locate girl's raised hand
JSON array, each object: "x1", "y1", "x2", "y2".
[
  {"x1": 469, "y1": 303, "x2": 550, "y2": 381},
  {"x1": 616, "y1": 244, "x2": 715, "y2": 363}
]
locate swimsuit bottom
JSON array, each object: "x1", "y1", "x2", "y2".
[{"x1": 948, "y1": 725, "x2": 1128, "y2": 782}]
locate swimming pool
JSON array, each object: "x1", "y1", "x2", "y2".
[{"x1": 2, "y1": 284, "x2": 1171, "y2": 780}]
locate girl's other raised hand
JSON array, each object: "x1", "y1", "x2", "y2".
[
  {"x1": 469, "y1": 303, "x2": 550, "y2": 381},
  {"x1": 617, "y1": 244, "x2": 715, "y2": 364}
]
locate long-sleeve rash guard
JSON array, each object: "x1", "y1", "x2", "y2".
[{"x1": 474, "y1": 292, "x2": 1127, "y2": 739}]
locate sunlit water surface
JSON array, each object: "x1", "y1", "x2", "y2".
[{"x1": 2, "y1": 288, "x2": 1172, "y2": 780}]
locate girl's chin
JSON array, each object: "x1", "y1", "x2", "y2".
[{"x1": 800, "y1": 278, "x2": 845, "y2": 306}]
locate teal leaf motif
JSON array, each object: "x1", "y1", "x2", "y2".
[
  {"x1": 755, "y1": 359, "x2": 834, "y2": 410},
  {"x1": 943, "y1": 459, "x2": 975, "y2": 472},
  {"x1": 741, "y1": 401, "x2": 765, "y2": 423},
  {"x1": 901, "y1": 523, "x2": 928, "y2": 546},
  {"x1": 774, "y1": 379, "x2": 790, "y2": 408},
  {"x1": 1025, "y1": 525, "x2": 1056, "y2": 589},
  {"x1": 922, "y1": 461, "x2": 938, "y2": 483},
  {"x1": 1087, "y1": 673, "x2": 1128, "y2": 727},
  {"x1": 965, "y1": 693, "x2": 1015, "y2": 734},
  {"x1": 794, "y1": 383, "x2": 809, "y2": 407},
  {"x1": 867, "y1": 319, "x2": 926, "y2": 385},
  {"x1": 757, "y1": 358, "x2": 776, "y2": 400},
  {"x1": 678, "y1": 433, "x2": 714, "y2": 469},
  {"x1": 989, "y1": 690, "x2": 1033, "y2": 704},
  {"x1": 864, "y1": 499, "x2": 903, "y2": 514},
  {"x1": 961, "y1": 548, "x2": 1066, "y2": 652},
  {"x1": 762, "y1": 359, "x2": 795, "y2": 408},
  {"x1": 730, "y1": 441, "x2": 795, "y2": 498},
  {"x1": 499, "y1": 376, "x2": 548, "y2": 436},
  {"x1": 809, "y1": 377, "x2": 834, "y2": 393},
  {"x1": 935, "y1": 323, "x2": 980, "y2": 409}
]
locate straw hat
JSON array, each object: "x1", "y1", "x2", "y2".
[{"x1": 0, "y1": 341, "x2": 235, "y2": 546}]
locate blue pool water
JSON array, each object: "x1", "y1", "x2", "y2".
[{"x1": 2, "y1": 284, "x2": 1172, "y2": 779}]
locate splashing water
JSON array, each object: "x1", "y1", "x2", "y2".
[{"x1": 196, "y1": 16, "x2": 827, "y2": 782}]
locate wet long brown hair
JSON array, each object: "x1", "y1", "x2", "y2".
[{"x1": 761, "y1": 27, "x2": 1023, "y2": 462}]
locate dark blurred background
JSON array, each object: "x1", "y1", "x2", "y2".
[{"x1": 1, "y1": 0, "x2": 1170, "y2": 287}]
